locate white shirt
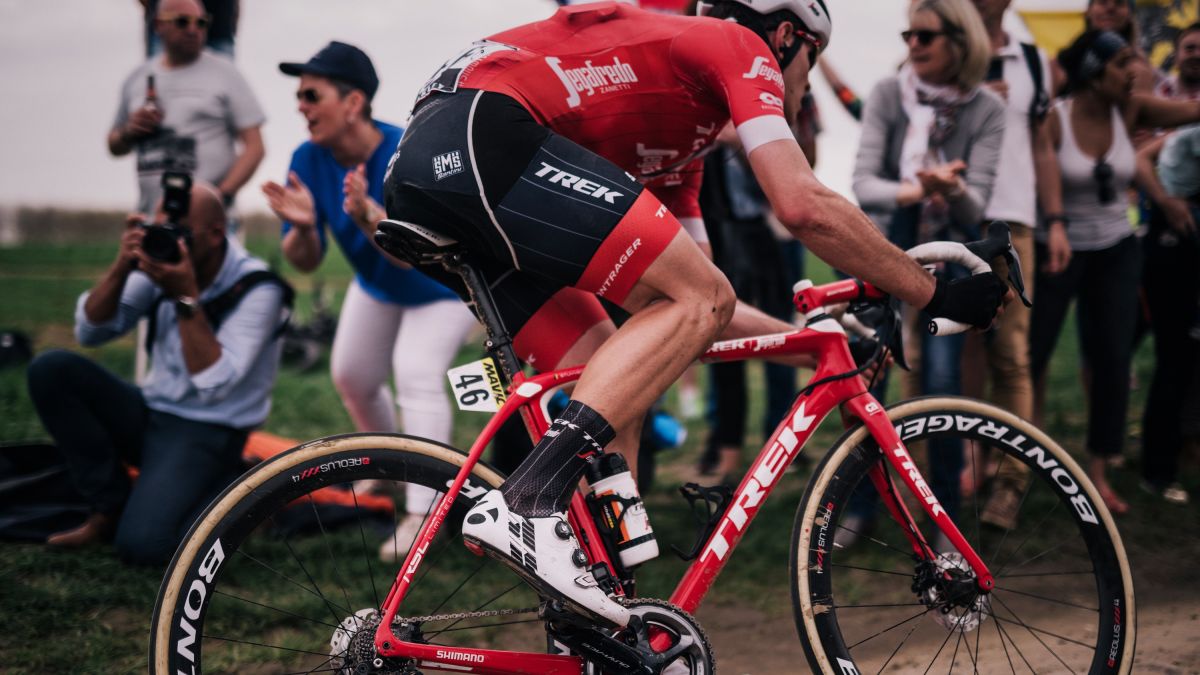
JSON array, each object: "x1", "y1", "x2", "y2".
[
  {"x1": 75, "y1": 237, "x2": 285, "y2": 429},
  {"x1": 983, "y1": 36, "x2": 1051, "y2": 228}
]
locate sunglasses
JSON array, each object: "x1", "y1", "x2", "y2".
[
  {"x1": 1093, "y1": 159, "x2": 1117, "y2": 204},
  {"x1": 159, "y1": 14, "x2": 210, "y2": 30},
  {"x1": 296, "y1": 88, "x2": 322, "y2": 104},
  {"x1": 902, "y1": 29, "x2": 946, "y2": 47}
]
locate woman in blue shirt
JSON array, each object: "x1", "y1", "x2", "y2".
[{"x1": 263, "y1": 42, "x2": 477, "y2": 561}]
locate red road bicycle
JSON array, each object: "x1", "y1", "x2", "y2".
[{"x1": 150, "y1": 222, "x2": 1135, "y2": 674}]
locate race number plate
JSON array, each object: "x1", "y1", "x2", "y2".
[{"x1": 446, "y1": 357, "x2": 507, "y2": 412}]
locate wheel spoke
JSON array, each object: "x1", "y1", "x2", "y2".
[
  {"x1": 423, "y1": 581, "x2": 527, "y2": 639},
  {"x1": 306, "y1": 494, "x2": 360, "y2": 625},
  {"x1": 834, "y1": 601, "x2": 927, "y2": 609},
  {"x1": 201, "y1": 632, "x2": 337, "y2": 658},
  {"x1": 1001, "y1": 569, "x2": 1093, "y2": 578},
  {"x1": 349, "y1": 484, "x2": 381, "y2": 609},
  {"x1": 875, "y1": 614, "x2": 924, "y2": 675},
  {"x1": 991, "y1": 599, "x2": 1018, "y2": 674},
  {"x1": 846, "y1": 607, "x2": 934, "y2": 650},
  {"x1": 992, "y1": 586, "x2": 1098, "y2": 612},
  {"x1": 990, "y1": 595, "x2": 1086, "y2": 672},
  {"x1": 233, "y1": 546, "x2": 352, "y2": 620},
  {"x1": 212, "y1": 588, "x2": 341, "y2": 630},
  {"x1": 994, "y1": 615, "x2": 1037, "y2": 673},
  {"x1": 830, "y1": 562, "x2": 914, "y2": 577},
  {"x1": 920, "y1": 606, "x2": 971, "y2": 675},
  {"x1": 990, "y1": 492, "x2": 1062, "y2": 577}
]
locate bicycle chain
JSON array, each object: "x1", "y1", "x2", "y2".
[{"x1": 390, "y1": 605, "x2": 542, "y2": 625}]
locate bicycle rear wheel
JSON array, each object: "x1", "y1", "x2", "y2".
[
  {"x1": 149, "y1": 433, "x2": 550, "y2": 674},
  {"x1": 791, "y1": 396, "x2": 1135, "y2": 674}
]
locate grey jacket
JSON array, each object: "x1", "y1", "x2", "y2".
[{"x1": 852, "y1": 76, "x2": 1007, "y2": 234}]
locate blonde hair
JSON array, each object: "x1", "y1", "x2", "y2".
[{"x1": 910, "y1": 0, "x2": 992, "y2": 91}]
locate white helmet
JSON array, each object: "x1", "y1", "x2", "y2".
[{"x1": 698, "y1": 0, "x2": 832, "y2": 55}]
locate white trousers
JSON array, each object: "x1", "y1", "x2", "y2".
[{"x1": 331, "y1": 279, "x2": 478, "y2": 513}]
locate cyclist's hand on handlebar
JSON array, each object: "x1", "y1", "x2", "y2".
[{"x1": 922, "y1": 272, "x2": 1009, "y2": 330}]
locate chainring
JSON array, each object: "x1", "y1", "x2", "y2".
[{"x1": 583, "y1": 598, "x2": 716, "y2": 675}]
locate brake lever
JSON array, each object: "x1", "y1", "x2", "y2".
[{"x1": 964, "y1": 221, "x2": 1032, "y2": 308}]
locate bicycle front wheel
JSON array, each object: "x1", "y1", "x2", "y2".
[
  {"x1": 149, "y1": 433, "x2": 551, "y2": 674},
  {"x1": 791, "y1": 397, "x2": 1135, "y2": 674}
]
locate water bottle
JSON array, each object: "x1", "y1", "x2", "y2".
[{"x1": 586, "y1": 453, "x2": 659, "y2": 568}]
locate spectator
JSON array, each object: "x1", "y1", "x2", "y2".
[
  {"x1": 141, "y1": 0, "x2": 238, "y2": 59},
  {"x1": 110, "y1": 0, "x2": 264, "y2": 219},
  {"x1": 1051, "y1": 0, "x2": 1156, "y2": 95},
  {"x1": 1154, "y1": 21, "x2": 1200, "y2": 101},
  {"x1": 262, "y1": 42, "x2": 478, "y2": 562},
  {"x1": 1136, "y1": 127, "x2": 1197, "y2": 505},
  {"x1": 1032, "y1": 29, "x2": 1200, "y2": 515},
  {"x1": 963, "y1": 0, "x2": 1066, "y2": 531},
  {"x1": 26, "y1": 183, "x2": 289, "y2": 565},
  {"x1": 851, "y1": 0, "x2": 1004, "y2": 534}
]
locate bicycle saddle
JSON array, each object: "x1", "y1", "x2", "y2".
[{"x1": 375, "y1": 219, "x2": 462, "y2": 266}]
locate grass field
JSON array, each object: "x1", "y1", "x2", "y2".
[{"x1": 1, "y1": 234, "x2": 1196, "y2": 673}]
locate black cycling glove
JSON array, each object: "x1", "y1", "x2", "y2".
[{"x1": 922, "y1": 273, "x2": 1007, "y2": 329}]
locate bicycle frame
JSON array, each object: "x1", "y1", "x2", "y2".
[{"x1": 371, "y1": 277, "x2": 995, "y2": 673}]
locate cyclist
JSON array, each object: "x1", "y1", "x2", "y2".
[{"x1": 383, "y1": 0, "x2": 1008, "y2": 628}]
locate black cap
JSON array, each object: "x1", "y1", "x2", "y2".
[{"x1": 279, "y1": 41, "x2": 379, "y2": 100}]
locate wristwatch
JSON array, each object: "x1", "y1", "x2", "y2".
[{"x1": 175, "y1": 296, "x2": 200, "y2": 319}]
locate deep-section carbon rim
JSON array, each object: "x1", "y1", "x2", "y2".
[
  {"x1": 149, "y1": 433, "x2": 553, "y2": 674},
  {"x1": 791, "y1": 397, "x2": 1135, "y2": 674}
]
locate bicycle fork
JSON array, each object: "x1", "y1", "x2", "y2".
[{"x1": 845, "y1": 395, "x2": 995, "y2": 593}]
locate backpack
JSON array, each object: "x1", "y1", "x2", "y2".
[
  {"x1": 1021, "y1": 42, "x2": 1051, "y2": 128},
  {"x1": 145, "y1": 270, "x2": 295, "y2": 356}
]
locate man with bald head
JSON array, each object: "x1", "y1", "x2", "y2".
[
  {"x1": 26, "y1": 182, "x2": 288, "y2": 565},
  {"x1": 109, "y1": 0, "x2": 264, "y2": 218}
]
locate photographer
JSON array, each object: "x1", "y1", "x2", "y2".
[{"x1": 25, "y1": 179, "x2": 288, "y2": 565}]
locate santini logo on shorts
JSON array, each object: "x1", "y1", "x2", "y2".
[
  {"x1": 546, "y1": 56, "x2": 639, "y2": 108},
  {"x1": 534, "y1": 162, "x2": 625, "y2": 204},
  {"x1": 433, "y1": 150, "x2": 464, "y2": 181}
]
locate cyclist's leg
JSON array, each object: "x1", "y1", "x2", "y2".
[{"x1": 384, "y1": 91, "x2": 687, "y2": 625}]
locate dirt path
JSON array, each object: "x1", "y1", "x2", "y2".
[{"x1": 695, "y1": 585, "x2": 1200, "y2": 674}]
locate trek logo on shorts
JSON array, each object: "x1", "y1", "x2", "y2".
[
  {"x1": 433, "y1": 150, "x2": 464, "y2": 181},
  {"x1": 545, "y1": 56, "x2": 639, "y2": 108},
  {"x1": 534, "y1": 161, "x2": 625, "y2": 204}
]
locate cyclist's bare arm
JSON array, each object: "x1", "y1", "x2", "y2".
[{"x1": 747, "y1": 138, "x2": 937, "y2": 309}]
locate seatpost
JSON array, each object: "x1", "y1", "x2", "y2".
[{"x1": 444, "y1": 253, "x2": 523, "y2": 385}]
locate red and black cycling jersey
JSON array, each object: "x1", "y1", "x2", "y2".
[{"x1": 414, "y1": 1, "x2": 794, "y2": 222}]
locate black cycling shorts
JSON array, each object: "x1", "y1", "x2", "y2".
[{"x1": 383, "y1": 89, "x2": 682, "y2": 367}]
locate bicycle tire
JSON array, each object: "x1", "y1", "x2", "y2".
[
  {"x1": 148, "y1": 432, "x2": 541, "y2": 675},
  {"x1": 791, "y1": 396, "x2": 1135, "y2": 674}
]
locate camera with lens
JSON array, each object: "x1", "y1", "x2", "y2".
[{"x1": 140, "y1": 171, "x2": 193, "y2": 263}]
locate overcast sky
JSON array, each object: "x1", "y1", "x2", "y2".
[{"x1": 0, "y1": 0, "x2": 917, "y2": 212}]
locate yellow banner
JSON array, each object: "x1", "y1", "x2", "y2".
[{"x1": 1017, "y1": 10, "x2": 1085, "y2": 56}]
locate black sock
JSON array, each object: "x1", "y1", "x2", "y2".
[{"x1": 500, "y1": 400, "x2": 616, "y2": 517}]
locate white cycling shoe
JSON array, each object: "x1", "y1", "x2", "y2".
[{"x1": 462, "y1": 489, "x2": 630, "y2": 628}]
